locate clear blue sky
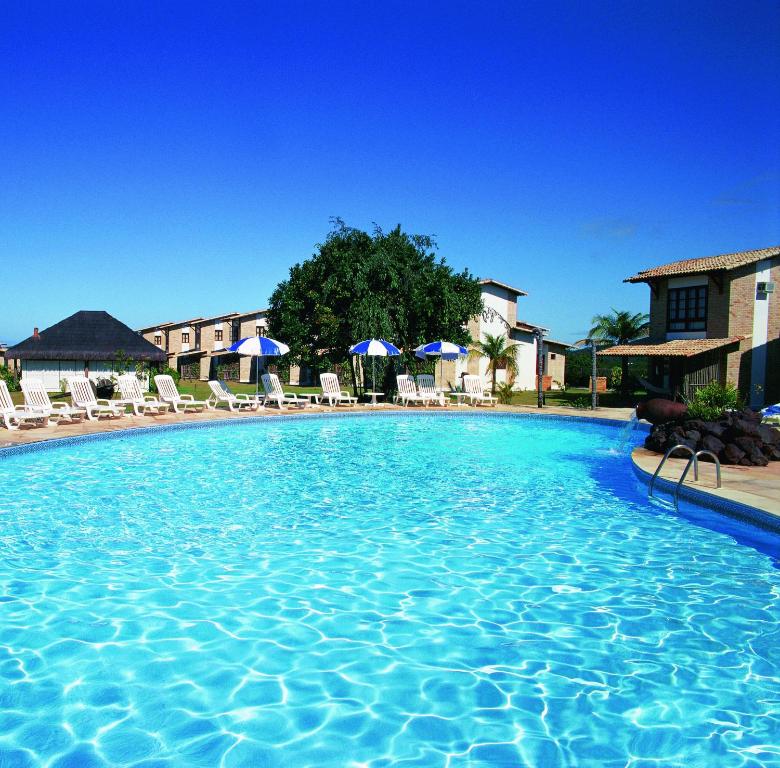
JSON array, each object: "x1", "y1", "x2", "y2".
[{"x1": 2, "y1": 1, "x2": 779, "y2": 344}]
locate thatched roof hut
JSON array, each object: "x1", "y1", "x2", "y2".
[{"x1": 7, "y1": 311, "x2": 167, "y2": 363}]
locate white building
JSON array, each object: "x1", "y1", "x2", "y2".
[{"x1": 438, "y1": 279, "x2": 565, "y2": 391}]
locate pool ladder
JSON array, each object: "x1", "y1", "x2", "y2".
[{"x1": 649, "y1": 444, "x2": 722, "y2": 509}]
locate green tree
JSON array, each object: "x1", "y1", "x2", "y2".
[
  {"x1": 267, "y1": 219, "x2": 483, "y2": 393},
  {"x1": 587, "y1": 309, "x2": 649, "y2": 394},
  {"x1": 470, "y1": 333, "x2": 519, "y2": 395}
]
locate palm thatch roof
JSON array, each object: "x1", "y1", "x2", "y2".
[{"x1": 6, "y1": 311, "x2": 168, "y2": 362}]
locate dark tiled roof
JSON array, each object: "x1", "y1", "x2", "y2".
[{"x1": 7, "y1": 311, "x2": 168, "y2": 362}]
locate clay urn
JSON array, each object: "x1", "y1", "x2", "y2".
[{"x1": 636, "y1": 398, "x2": 688, "y2": 425}]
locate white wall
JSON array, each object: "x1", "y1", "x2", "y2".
[
  {"x1": 512, "y1": 330, "x2": 537, "y2": 390},
  {"x1": 458, "y1": 285, "x2": 538, "y2": 391},
  {"x1": 21, "y1": 360, "x2": 149, "y2": 392},
  {"x1": 22, "y1": 360, "x2": 81, "y2": 392}
]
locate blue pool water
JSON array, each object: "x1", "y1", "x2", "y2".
[{"x1": 1, "y1": 414, "x2": 779, "y2": 768}]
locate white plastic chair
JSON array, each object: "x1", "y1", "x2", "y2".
[
  {"x1": 117, "y1": 374, "x2": 170, "y2": 416},
  {"x1": 396, "y1": 374, "x2": 428, "y2": 407},
  {"x1": 68, "y1": 376, "x2": 126, "y2": 420},
  {"x1": 208, "y1": 380, "x2": 261, "y2": 412},
  {"x1": 416, "y1": 374, "x2": 447, "y2": 406},
  {"x1": 21, "y1": 378, "x2": 86, "y2": 423},
  {"x1": 462, "y1": 375, "x2": 497, "y2": 407},
  {"x1": 319, "y1": 373, "x2": 357, "y2": 407},
  {"x1": 153, "y1": 375, "x2": 211, "y2": 413},
  {"x1": 262, "y1": 373, "x2": 306, "y2": 409},
  {"x1": 0, "y1": 380, "x2": 48, "y2": 430}
]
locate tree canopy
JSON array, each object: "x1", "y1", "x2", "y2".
[
  {"x1": 587, "y1": 309, "x2": 649, "y2": 346},
  {"x1": 267, "y1": 220, "x2": 483, "y2": 390},
  {"x1": 587, "y1": 308, "x2": 650, "y2": 395}
]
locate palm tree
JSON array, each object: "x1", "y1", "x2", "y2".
[
  {"x1": 470, "y1": 333, "x2": 518, "y2": 395},
  {"x1": 588, "y1": 309, "x2": 649, "y2": 394}
]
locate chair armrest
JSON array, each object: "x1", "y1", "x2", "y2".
[
  {"x1": 179, "y1": 394, "x2": 195, "y2": 401},
  {"x1": 234, "y1": 393, "x2": 252, "y2": 400},
  {"x1": 95, "y1": 399, "x2": 115, "y2": 406},
  {"x1": 50, "y1": 402, "x2": 68, "y2": 411},
  {"x1": 144, "y1": 396, "x2": 158, "y2": 402}
]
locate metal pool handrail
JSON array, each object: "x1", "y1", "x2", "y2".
[
  {"x1": 649, "y1": 444, "x2": 698, "y2": 499},
  {"x1": 673, "y1": 450, "x2": 722, "y2": 510}
]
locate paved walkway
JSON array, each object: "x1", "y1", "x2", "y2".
[{"x1": 3, "y1": 403, "x2": 777, "y2": 519}]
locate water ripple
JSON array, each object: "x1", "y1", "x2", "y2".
[{"x1": 0, "y1": 415, "x2": 778, "y2": 767}]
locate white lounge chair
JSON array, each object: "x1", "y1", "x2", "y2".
[
  {"x1": 416, "y1": 374, "x2": 447, "y2": 406},
  {"x1": 761, "y1": 403, "x2": 780, "y2": 425},
  {"x1": 68, "y1": 376, "x2": 126, "y2": 420},
  {"x1": 117, "y1": 374, "x2": 171, "y2": 416},
  {"x1": 21, "y1": 378, "x2": 86, "y2": 424},
  {"x1": 319, "y1": 373, "x2": 357, "y2": 407},
  {"x1": 153, "y1": 375, "x2": 211, "y2": 413},
  {"x1": 208, "y1": 380, "x2": 261, "y2": 412},
  {"x1": 396, "y1": 374, "x2": 428, "y2": 407},
  {"x1": 261, "y1": 373, "x2": 306, "y2": 409},
  {"x1": 462, "y1": 375, "x2": 497, "y2": 407},
  {"x1": 0, "y1": 380, "x2": 48, "y2": 430}
]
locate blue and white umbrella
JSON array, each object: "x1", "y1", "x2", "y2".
[
  {"x1": 349, "y1": 338, "x2": 400, "y2": 391},
  {"x1": 228, "y1": 336, "x2": 290, "y2": 395},
  {"x1": 414, "y1": 340, "x2": 468, "y2": 385},
  {"x1": 349, "y1": 339, "x2": 401, "y2": 357},
  {"x1": 414, "y1": 340, "x2": 468, "y2": 361},
  {"x1": 228, "y1": 336, "x2": 290, "y2": 357}
]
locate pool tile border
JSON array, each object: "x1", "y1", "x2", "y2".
[{"x1": 630, "y1": 460, "x2": 780, "y2": 534}]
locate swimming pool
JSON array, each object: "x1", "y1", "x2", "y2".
[{"x1": 1, "y1": 413, "x2": 779, "y2": 767}]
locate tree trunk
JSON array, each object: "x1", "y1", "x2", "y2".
[
  {"x1": 620, "y1": 355, "x2": 630, "y2": 396},
  {"x1": 491, "y1": 364, "x2": 497, "y2": 395},
  {"x1": 348, "y1": 353, "x2": 359, "y2": 397}
]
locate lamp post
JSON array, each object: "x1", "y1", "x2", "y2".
[
  {"x1": 535, "y1": 327, "x2": 545, "y2": 409},
  {"x1": 590, "y1": 338, "x2": 598, "y2": 410}
]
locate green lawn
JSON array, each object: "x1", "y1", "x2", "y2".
[{"x1": 508, "y1": 387, "x2": 646, "y2": 409}]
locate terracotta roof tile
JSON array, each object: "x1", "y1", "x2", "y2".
[
  {"x1": 625, "y1": 246, "x2": 780, "y2": 283},
  {"x1": 597, "y1": 336, "x2": 744, "y2": 358}
]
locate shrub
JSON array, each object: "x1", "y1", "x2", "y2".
[
  {"x1": 496, "y1": 382, "x2": 514, "y2": 405},
  {"x1": 685, "y1": 381, "x2": 743, "y2": 421},
  {"x1": 0, "y1": 366, "x2": 19, "y2": 392},
  {"x1": 149, "y1": 366, "x2": 180, "y2": 393},
  {"x1": 608, "y1": 366, "x2": 622, "y2": 391}
]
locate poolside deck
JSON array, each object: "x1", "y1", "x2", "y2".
[
  {"x1": 2, "y1": 403, "x2": 777, "y2": 518},
  {"x1": 632, "y1": 446, "x2": 780, "y2": 520}
]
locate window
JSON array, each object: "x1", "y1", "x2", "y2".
[
  {"x1": 154, "y1": 335, "x2": 161, "y2": 346},
  {"x1": 215, "y1": 329, "x2": 223, "y2": 341},
  {"x1": 182, "y1": 332, "x2": 190, "y2": 344},
  {"x1": 667, "y1": 285, "x2": 707, "y2": 331},
  {"x1": 256, "y1": 326, "x2": 263, "y2": 336},
  {"x1": 550, "y1": 353, "x2": 556, "y2": 360}
]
